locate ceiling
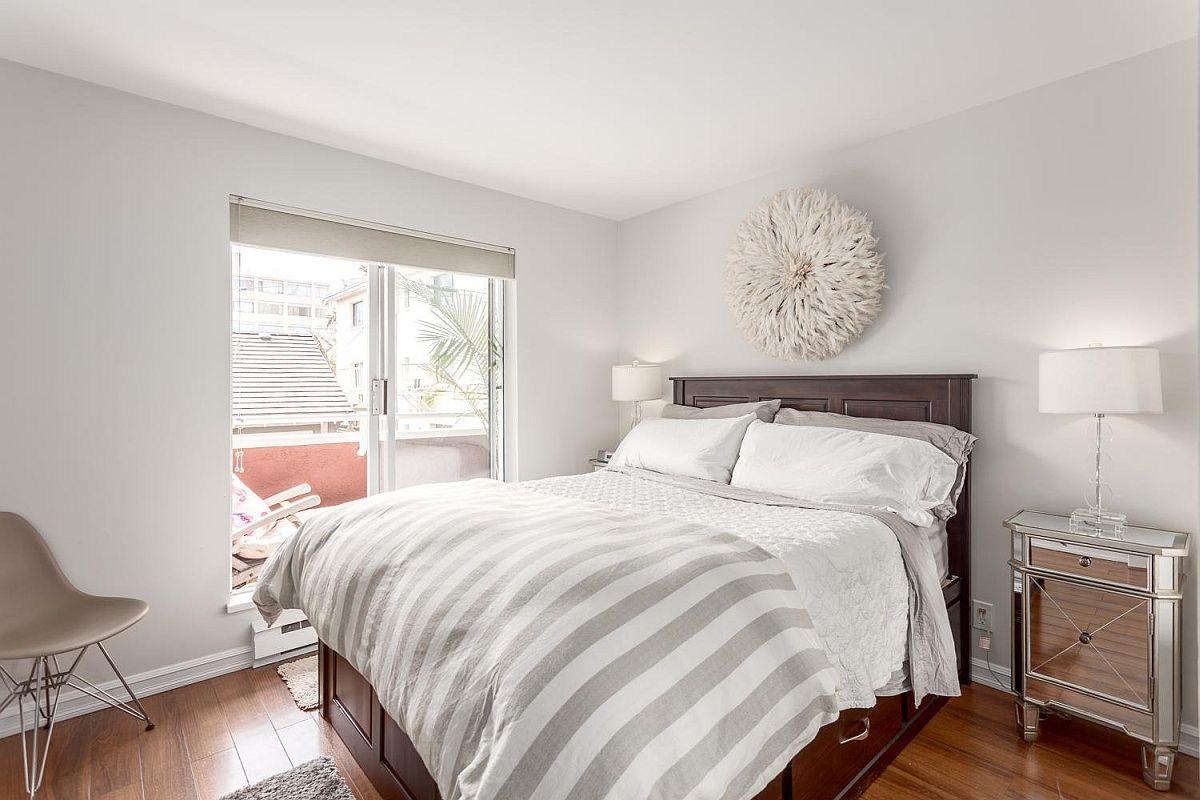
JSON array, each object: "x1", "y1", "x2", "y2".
[{"x1": 0, "y1": 2, "x2": 1194, "y2": 219}]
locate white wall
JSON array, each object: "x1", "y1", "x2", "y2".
[
  {"x1": 0, "y1": 60, "x2": 618, "y2": 686},
  {"x1": 617, "y1": 41, "x2": 1198, "y2": 728}
]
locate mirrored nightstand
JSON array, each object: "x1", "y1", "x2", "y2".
[{"x1": 1005, "y1": 510, "x2": 1189, "y2": 790}]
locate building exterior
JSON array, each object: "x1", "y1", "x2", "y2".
[
  {"x1": 327, "y1": 274, "x2": 486, "y2": 430},
  {"x1": 232, "y1": 274, "x2": 333, "y2": 335}
]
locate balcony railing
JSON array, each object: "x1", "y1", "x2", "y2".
[{"x1": 233, "y1": 425, "x2": 489, "y2": 507}]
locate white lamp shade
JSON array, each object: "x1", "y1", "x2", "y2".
[
  {"x1": 612, "y1": 363, "x2": 663, "y2": 402},
  {"x1": 1038, "y1": 346, "x2": 1162, "y2": 414}
]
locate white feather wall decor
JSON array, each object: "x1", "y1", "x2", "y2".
[{"x1": 724, "y1": 187, "x2": 885, "y2": 361}]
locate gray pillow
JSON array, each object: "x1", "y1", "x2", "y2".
[
  {"x1": 662, "y1": 399, "x2": 781, "y2": 424},
  {"x1": 773, "y1": 408, "x2": 977, "y2": 520}
]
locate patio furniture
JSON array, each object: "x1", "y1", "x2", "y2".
[
  {"x1": 231, "y1": 477, "x2": 321, "y2": 589},
  {"x1": 0, "y1": 512, "x2": 154, "y2": 798}
]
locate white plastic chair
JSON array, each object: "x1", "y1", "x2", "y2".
[
  {"x1": 0, "y1": 512, "x2": 154, "y2": 798},
  {"x1": 231, "y1": 481, "x2": 320, "y2": 589}
]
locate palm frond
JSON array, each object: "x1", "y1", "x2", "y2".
[{"x1": 396, "y1": 275, "x2": 498, "y2": 429}]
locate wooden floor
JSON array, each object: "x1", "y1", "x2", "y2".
[{"x1": 1, "y1": 669, "x2": 1195, "y2": 799}]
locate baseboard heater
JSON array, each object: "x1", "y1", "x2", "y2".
[{"x1": 251, "y1": 608, "x2": 318, "y2": 668}]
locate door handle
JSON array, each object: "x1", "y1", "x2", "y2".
[{"x1": 370, "y1": 378, "x2": 389, "y2": 416}]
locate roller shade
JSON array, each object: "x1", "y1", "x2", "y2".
[{"x1": 229, "y1": 198, "x2": 515, "y2": 279}]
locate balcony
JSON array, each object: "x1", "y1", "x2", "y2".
[
  {"x1": 234, "y1": 426, "x2": 489, "y2": 508},
  {"x1": 231, "y1": 419, "x2": 489, "y2": 594}
]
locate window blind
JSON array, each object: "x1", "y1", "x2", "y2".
[{"x1": 229, "y1": 198, "x2": 515, "y2": 280}]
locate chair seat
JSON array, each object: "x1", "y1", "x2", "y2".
[{"x1": 0, "y1": 593, "x2": 148, "y2": 659}]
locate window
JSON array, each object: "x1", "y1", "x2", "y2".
[{"x1": 230, "y1": 198, "x2": 511, "y2": 595}]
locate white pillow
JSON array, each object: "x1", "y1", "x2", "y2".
[
  {"x1": 730, "y1": 421, "x2": 960, "y2": 527},
  {"x1": 608, "y1": 414, "x2": 757, "y2": 483}
]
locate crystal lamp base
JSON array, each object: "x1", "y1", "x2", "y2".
[{"x1": 1068, "y1": 507, "x2": 1127, "y2": 537}]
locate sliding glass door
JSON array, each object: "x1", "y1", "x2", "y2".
[
  {"x1": 229, "y1": 200, "x2": 509, "y2": 592},
  {"x1": 368, "y1": 263, "x2": 503, "y2": 495}
]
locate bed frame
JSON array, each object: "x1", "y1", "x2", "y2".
[{"x1": 319, "y1": 373, "x2": 975, "y2": 800}]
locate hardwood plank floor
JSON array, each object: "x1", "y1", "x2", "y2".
[
  {"x1": 1, "y1": 670, "x2": 1195, "y2": 799},
  {"x1": 861, "y1": 683, "x2": 1199, "y2": 800}
]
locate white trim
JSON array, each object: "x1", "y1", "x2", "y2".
[
  {"x1": 970, "y1": 655, "x2": 1012, "y2": 692},
  {"x1": 227, "y1": 589, "x2": 256, "y2": 614},
  {"x1": 0, "y1": 645, "x2": 253, "y2": 739},
  {"x1": 969, "y1": 657, "x2": 1197, "y2": 758},
  {"x1": 252, "y1": 643, "x2": 317, "y2": 670}
]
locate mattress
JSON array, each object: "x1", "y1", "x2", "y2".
[{"x1": 523, "y1": 468, "x2": 930, "y2": 711}]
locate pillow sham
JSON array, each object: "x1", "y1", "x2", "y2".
[
  {"x1": 608, "y1": 414, "x2": 757, "y2": 483},
  {"x1": 730, "y1": 420, "x2": 960, "y2": 527},
  {"x1": 773, "y1": 408, "x2": 976, "y2": 519},
  {"x1": 661, "y1": 399, "x2": 782, "y2": 423}
]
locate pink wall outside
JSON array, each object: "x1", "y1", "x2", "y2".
[{"x1": 237, "y1": 435, "x2": 490, "y2": 509}]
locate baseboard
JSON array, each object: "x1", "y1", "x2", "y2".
[
  {"x1": 970, "y1": 657, "x2": 1198, "y2": 759},
  {"x1": 252, "y1": 642, "x2": 317, "y2": 669},
  {"x1": 0, "y1": 645, "x2": 253, "y2": 739},
  {"x1": 970, "y1": 654, "x2": 1012, "y2": 692}
]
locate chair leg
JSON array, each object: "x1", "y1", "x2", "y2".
[
  {"x1": 14, "y1": 657, "x2": 61, "y2": 798},
  {"x1": 5, "y1": 643, "x2": 156, "y2": 797},
  {"x1": 96, "y1": 641, "x2": 154, "y2": 731},
  {"x1": 40, "y1": 666, "x2": 52, "y2": 730}
]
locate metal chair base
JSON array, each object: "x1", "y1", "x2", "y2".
[{"x1": 0, "y1": 642, "x2": 154, "y2": 798}]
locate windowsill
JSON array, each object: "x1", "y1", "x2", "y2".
[{"x1": 227, "y1": 589, "x2": 257, "y2": 615}]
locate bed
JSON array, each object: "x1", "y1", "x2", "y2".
[{"x1": 263, "y1": 374, "x2": 974, "y2": 800}]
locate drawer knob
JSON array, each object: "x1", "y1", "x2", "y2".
[
  {"x1": 1079, "y1": 631, "x2": 1093, "y2": 645},
  {"x1": 838, "y1": 717, "x2": 870, "y2": 744},
  {"x1": 1078, "y1": 556, "x2": 1092, "y2": 568}
]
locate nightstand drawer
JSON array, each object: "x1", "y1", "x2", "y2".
[
  {"x1": 1026, "y1": 575, "x2": 1151, "y2": 710},
  {"x1": 1025, "y1": 676, "x2": 1153, "y2": 739},
  {"x1": 1027, "y1": 537, "x2": 1150, "y2": 590}
]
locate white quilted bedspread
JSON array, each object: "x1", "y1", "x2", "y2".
[{"x1": 522, "y1": 469, "x2": 909, "y2": 710}]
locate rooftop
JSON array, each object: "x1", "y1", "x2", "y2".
[{"x1": 232, "y1": 332, "x2": 354, "y2": 425}]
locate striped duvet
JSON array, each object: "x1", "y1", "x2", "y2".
[{"x1": 254, "y1": 478, "x2": 841, "y2": 800}]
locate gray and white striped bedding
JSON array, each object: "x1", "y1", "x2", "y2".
[
  {"x1": 520, "y1": 468, "x2": 959, "y2": 710},
  {"x1": 255, "y1": 478, "x2": 842, "y2": 800}
]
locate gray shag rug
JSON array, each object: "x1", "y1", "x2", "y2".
[{"x1": 219, "y1": 757, "x2": 355, "y2": 800}]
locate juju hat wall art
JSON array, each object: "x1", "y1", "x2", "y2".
[{"x1": 724, "y1": 187, "x2": 885, "y2": 361}]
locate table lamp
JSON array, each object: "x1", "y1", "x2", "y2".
[
  {"x1": 1038, "y1": 344, "x2": 1162, "y2": 535},
  {"x1": 612, "y1": 361, "x2": 662, "y2": 428}
]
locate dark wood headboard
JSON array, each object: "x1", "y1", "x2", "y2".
[{"x1": 671, "y1": 373, "x2": 976, "y2": 683}]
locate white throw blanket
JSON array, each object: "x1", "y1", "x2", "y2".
[{"x1": 255, "y1": 479, "x2": 842, "y2": 800}]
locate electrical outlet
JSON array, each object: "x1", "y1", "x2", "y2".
[{"x1": 972, "y1": 600, "x2": 993, "y2": 632}]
